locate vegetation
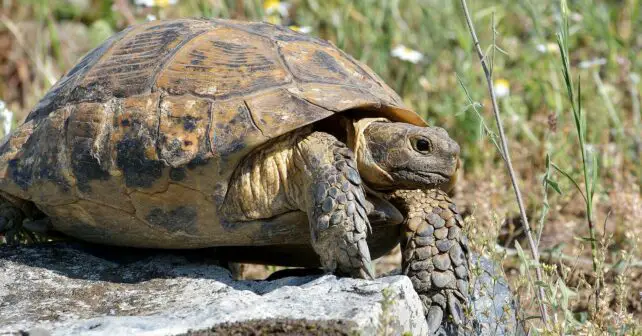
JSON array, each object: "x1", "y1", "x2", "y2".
[{"x1": 1, "y1": 0, "x2": 640, "y2": 334}]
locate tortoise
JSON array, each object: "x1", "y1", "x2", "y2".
[{"x1": 0, "y1": 19, "x2": 471, "y2": 333}]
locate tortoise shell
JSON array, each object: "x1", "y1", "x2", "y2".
[{"x1": 0, "y1": 19, "x2": 425, "y2": 248}]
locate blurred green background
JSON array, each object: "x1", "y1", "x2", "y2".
[{"x1": 1, "y1": 0, "x2": 641, "y2": 329}]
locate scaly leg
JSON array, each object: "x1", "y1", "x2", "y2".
[
  {"x1": 388, "y1": 189, "x2": 471, "y2": 335},
  {"x1": 299, "y1": 132, "x2": 375, "y2": 279}
]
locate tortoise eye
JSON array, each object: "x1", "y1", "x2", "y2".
[{"x1": 414, "y1": 138, "x2": 432, "y2": 153}]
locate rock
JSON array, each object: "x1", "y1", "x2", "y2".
[
  {"x1": 466, "y1": 255, "x2": 523, "y2": 336},
  {"x1": 0, "y1": 243, "x2": 522, "y2": 336},
  {"x1": 0, "y1": 243, "x2": 428, "y2": 336}
]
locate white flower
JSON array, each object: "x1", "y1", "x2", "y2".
[
  {"x1": 536, "y1": 42, "x2": 558, "y2": 53},
  {"x1": 134, "y1": 0, "x2": 154, "y2": 6},
  {"x1": 264, "y1": 0, "x2": 290, "y2": 17},
  {"x1": 578, "y1": 58, "x2": 606, "y2": 69},
  {"x1": 0, "y1": 100, "x2": 14, "y2": 137},
  {"x1": 134, "y1": 0, "x2": 177, "y2": 8},
  {"x1": 391, "y1": 45, "x2": 423, "y2": 64},
  {"x1": 493, "y1": 79, "x2": 510, "y2": 98},
  {"x1": 146, "y1": 14, "x2": 157, "y2": 21}
]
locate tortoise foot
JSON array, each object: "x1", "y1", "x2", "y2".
[
  {"x1": 388, "y1": 189, "x2": 471, "y2": 335},
  {"x1": 0, "y1": 201, "x2": 27, "y2": 245}
]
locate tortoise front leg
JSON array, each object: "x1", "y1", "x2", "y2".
[
  {"x1": 388, "y1": 189, "x2": 471, "y2": 335},
  {"x1": 298, "y1": 132, "x2": 375, "y2": 279}
]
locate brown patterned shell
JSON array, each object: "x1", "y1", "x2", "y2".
[{"x1": 0, "y1": 19, "x2": 425, "y2": 248}]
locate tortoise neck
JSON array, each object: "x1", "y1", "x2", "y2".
[{"x1": 348, "y1": 118, "x2": 396, "y2": 191}]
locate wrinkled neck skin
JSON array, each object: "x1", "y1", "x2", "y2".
[{"x1": 347, "y1": 118, "x2": 397, "y2": 191}]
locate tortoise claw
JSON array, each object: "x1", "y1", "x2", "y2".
[{"x1": 357, "y1": 239, "x2": 376, "y2": 279}]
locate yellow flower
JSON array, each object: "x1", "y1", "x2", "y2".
[
  {"x1": 264, "y1": 0, "x2": 290, "y2": 17},
  {"x1": 155, "y1": 0, "x2": 176, "y2": 7},
  {"x1": 493, "y1": 79, "x2": 510, "y2": 98},
  {"x1": 263, "y1": 0, "x2": 280, "y2": 11}
]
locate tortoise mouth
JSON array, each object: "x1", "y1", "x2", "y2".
[
  {"x1": 391, "y1": 169, "x2": 454, "y2": 191},
  {"x1": 418, "y1": 171, "x2": 452, "y2": 187},
  {"x1": 424, "y1": 172, "x2": 457, "y2": 193}
]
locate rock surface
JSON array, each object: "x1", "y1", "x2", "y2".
[
  {"x1": 0, "y1": 243, "x2": 520, "y2": 336},
  {"x1": 0, "y1": 243, "x2": 427, "y2": 336},
  {"x1": 466, "y1": 255, "x2": 522, "y2": 336}
]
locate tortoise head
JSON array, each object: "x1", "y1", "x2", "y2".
[{"x1": 353, "y1": 119, "x2": 460, "y2": 191}]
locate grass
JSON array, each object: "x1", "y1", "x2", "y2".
[
  {"x1": 555, "y1": 0, "x2": 600, "y2": 315},
  {"x1": 1, "y1": 0, "x2": 640, "y2": 334}
]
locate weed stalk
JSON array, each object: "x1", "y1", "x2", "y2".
[
  {"x1": 555, "y1": 0, "x2": 600, "y2": 312},
  {"x1": 458, "y1": 0, "x2": 550, "y2": 327}
]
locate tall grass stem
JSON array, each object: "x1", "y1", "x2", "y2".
[{"x1": 458, "y1": 0, "x2": 550, "y2": 327}]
